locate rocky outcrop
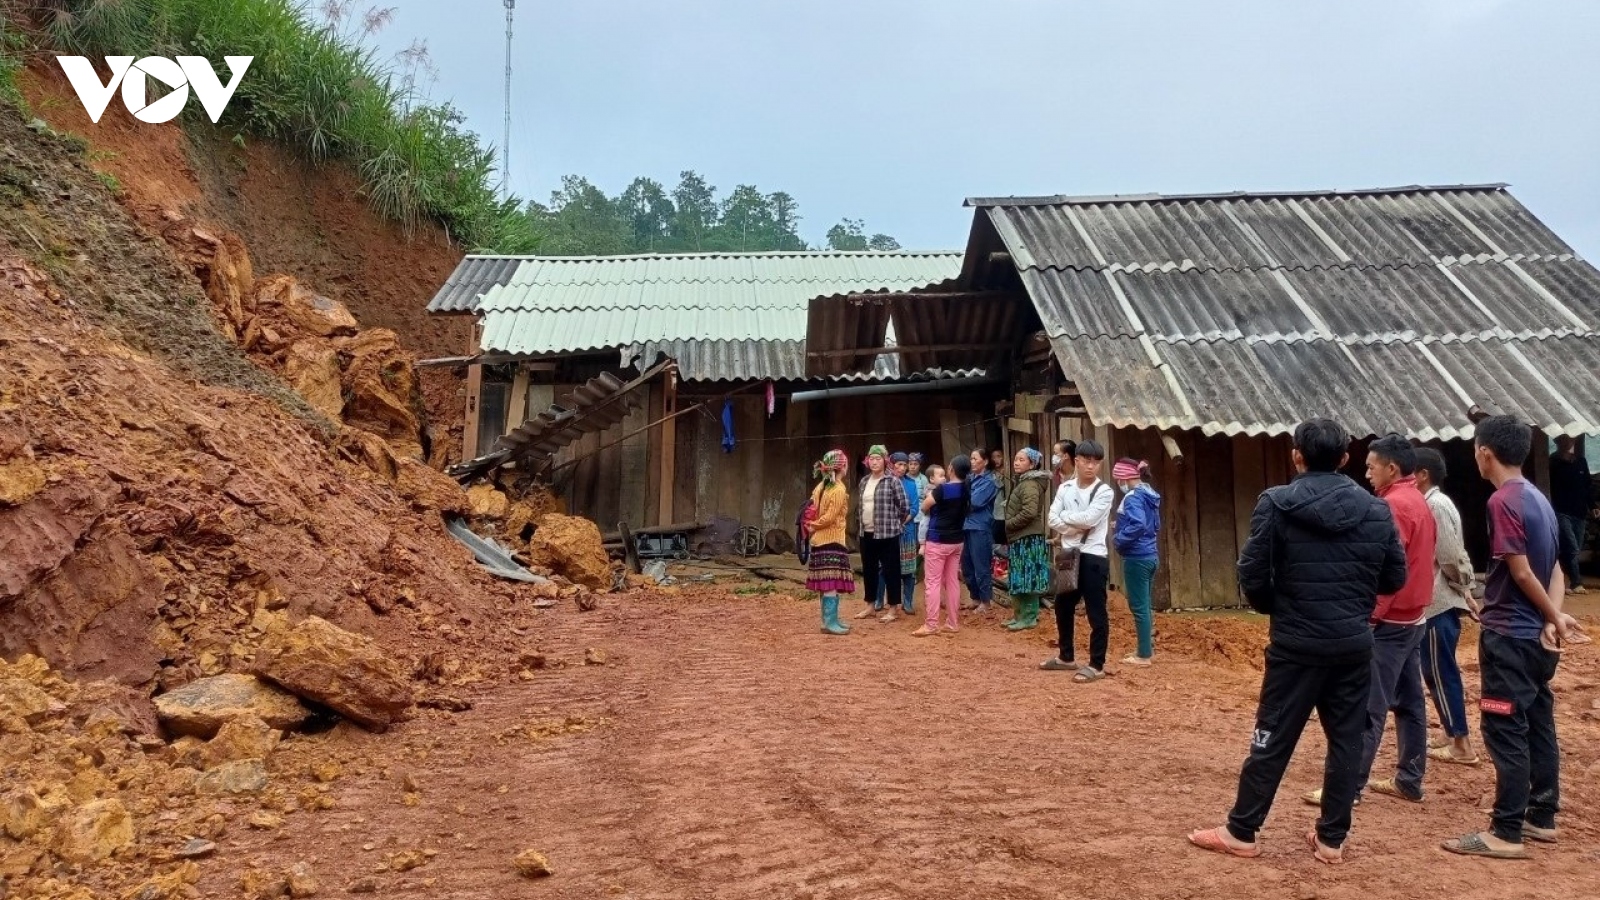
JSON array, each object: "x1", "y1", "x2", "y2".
[
  {"x1": 153, "y1": 673, "x2": 311, "y2": 738},
  {"x1": 284, "y1": 340, "x2": 344, "y2": 421},
  {"x1": 252, "y1": 616, "x2": 413, "y2": 731}
]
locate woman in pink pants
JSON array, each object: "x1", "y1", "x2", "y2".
[{"x1": 914, "y1": 456, "x2": 972, "y2": 636}]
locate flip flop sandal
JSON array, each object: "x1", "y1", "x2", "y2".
[
  {"x1": 1367, "y1": 778, "x2": 1424, "y2": 803},
  {"x1": 1306, "y1": 830, "x2": 1344, "y2": 865},
  {"x1": 1427, "y1": 746, "x2": 1481, "y2": 766},
  {"x1": 1073, "y1": 667, "x2": 1105, "y2": 683},
  {"x1": 1440, "y1": 832, "x2": 1530, "y2": 860},
  {"x1": 1187, "y1": 826, "x2": 1261, "y2": 859},
  {"x1": 1039, "y1": 658, "x2": 1078, "y2": 671},
  {"x1": 1523, "y1": 823, "x2": 1558, "y2": 845}
]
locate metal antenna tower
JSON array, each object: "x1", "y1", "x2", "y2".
[{"x1": 502, "y1": 0, "x2": 515, "y2": 199}]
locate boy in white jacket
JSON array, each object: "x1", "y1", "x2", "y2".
[{"x1": 1041, "y1": 440, "x2": 1116, "y2": 681}]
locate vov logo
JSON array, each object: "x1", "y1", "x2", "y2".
[{"x1": 56, "y1": 56, "x2": 253, "y2": 124}]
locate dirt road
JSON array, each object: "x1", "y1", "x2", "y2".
[{"x1": 206, "y1": 593, "x2": 1600, "y2": 899}]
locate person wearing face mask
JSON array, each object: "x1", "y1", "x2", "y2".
[
  {"x1": 1051, "y1": 441, "x2": 1077, "y2": 493},
  {"x1": 1112, "y1": 458, "x2": 1162, "y2": 666}
]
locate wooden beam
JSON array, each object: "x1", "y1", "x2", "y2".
[
  {"x1": 507, "y1": 370, "x2": 531, "y2": 431},
  {"x1": 463, "y1": 364, "x2": 483, "y2": 461},
  {"x1": 806, "y1": 342, "x2": 1006, "y2": 359},
  {"x1": 1006, "y1": 417, "x2": 1033, "y2": 435},
  {"x1": 657, "y1": 369, "x2": 677, "y2": 526},
  {"x1": 1162, "y1": 434, "x2": 1185, "y2": 463}
]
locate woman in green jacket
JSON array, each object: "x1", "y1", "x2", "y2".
[{"x1": 1003, "y1": 447, "x2": 1053, "y2": 631}]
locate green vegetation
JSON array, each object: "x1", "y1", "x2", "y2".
[
  {"x1": 93, "y1": 168, "x2": 119, "y2": 194},
  {"x1": 30, "y1": 0, "x2": 532, "y2": 250},
  {"x1": 6, "y1": 1, "x2": 898, "y2": 256},
  {"x1": 0, "y1": 11, "x2": 23, "y2": 107},
  {"x1": 531, "y1": 172, "x2": 900, "y2": 255}
]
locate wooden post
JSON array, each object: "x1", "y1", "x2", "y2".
[
  {"x1": 657, "y1": 369, "x2": 677, "y2": 526},
  {"x1": 462, "y1": 319, "x2": 484, "y2": 461},
  {"x1": 507, "y1": 368, "x2": 531, "y2": 431},
  {"x1": 463, "y1": 364, "x2": 483, "y2": 460}
]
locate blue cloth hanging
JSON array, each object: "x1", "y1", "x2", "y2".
[{"x1": 721, "y1": 399, "x2": 735, "y2": 452}]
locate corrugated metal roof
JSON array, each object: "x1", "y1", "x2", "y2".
[
  {"x1": 465, "y1": 251, "x2": 962, "y2": 357},
  {"x1": 447, "y1": 367, "x2": 656, "y2": 481},
  {"x1": 977, "y1": 185, "x2": 1600, "y2": 438},
  {"x1": 426, "y1": 255, "x2": 524, "y2": 314},
  {"x1": 621, "y1": 339, "x2": 899, "y2": 382},
  {"x1": 619, "y1": 338, "x2": 982, "y2": 384}
]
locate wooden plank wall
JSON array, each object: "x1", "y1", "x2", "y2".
[
  {"x1": 1041, "y1": 422, "x2": 1299, "y2": 610},
  {"x1": 550, "y1": 384, "x2": 1001, "y2": 537}
]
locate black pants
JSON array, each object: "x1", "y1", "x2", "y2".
[
  {"x1": 1356, "y1": 622, "x2": 1429, "y2": 799},
  {"x1": 859, "y1": 535, "x2": 902, "y2": 611},
  {"x1": 1227, "y1": 648, "x2": 1370, "y2": 848},
  {"x1": 1054, "y1": 553, "x2": 1110, "y2": 669},
  {"x1": 1479, "y1": 630, "x2": 1561, "y2": 843}
]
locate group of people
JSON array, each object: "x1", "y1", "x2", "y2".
[
  {"x1": 801, "y1": 439, "x2": 1165, "y2": 682},
  {"x1": 1187, "y1": 415, "x2": 1586, "y2": 865}
]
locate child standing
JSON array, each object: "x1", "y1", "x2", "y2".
[{"x1": 915, "y1": 458, "x2": 971, "y2": 636}]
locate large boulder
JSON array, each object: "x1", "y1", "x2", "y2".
[
  {"x1": 527, "y1": 515, "x2": 612, "y2": 590},
  {"x1": 284, "y1": 340, "x2": 344, "y2": 421},
  {"x1": 51, "y1": 799, "x2": 133, "y2": 864},
  {"x1": 337, "y1": 329, "x2": 423, "y2": 460},
  {"x1": 253, "y1": 616, "x2": 412, "y2": 731},
  {"x1": 393, "y1": 458, "x2": 470, "y2": 516},
  {"x1": 255, "y1": 275, "x2": 359, "y2": 339},
  {"x1": 153, "y1": 674, "x2": 311, "y2": 739}
]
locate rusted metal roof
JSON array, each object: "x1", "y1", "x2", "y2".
[
  {"x1": 973, "y1": 184, "x2": 1600, "y2": 439},
  {"x1": 805, "y1": 289, "x2": 1031, "y2": 378},
  {"x1": 427, "y1": 255, "x2": 524, "y2": 314}
]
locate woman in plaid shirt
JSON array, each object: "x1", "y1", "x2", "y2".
[{"x1": 855, "y1": 444, "x2": 913, "y2": 623}]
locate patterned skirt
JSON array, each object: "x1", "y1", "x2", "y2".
[
  {"x1": 899, "y1": 526, "x2": 919, "y2": 575},
  {"x1": 806, "y1": 543, "x2": 856, "y2": 594},
  {"x1": 1007, "y1": 534, "x2": 1051, "y2": 595}
]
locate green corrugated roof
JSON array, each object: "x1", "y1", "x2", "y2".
[{"x1": 464, "y1": 251, "x2": 961, "y2": 355}]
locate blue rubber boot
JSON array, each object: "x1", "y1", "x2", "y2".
[
  {"x1": 902, "y1": 574, "x2": 916, "y2": 615},
  {"x1": 821, "y1": 595, "x2": 851, "y2": 635}
]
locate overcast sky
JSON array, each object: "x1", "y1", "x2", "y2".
[{"x1": 364, "y1": 0, "x2": 1599, "y2": 256}]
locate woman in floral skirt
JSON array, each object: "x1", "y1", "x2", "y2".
[{"x1": 805, "y1": 449, "x2": 855, "y2": 635}]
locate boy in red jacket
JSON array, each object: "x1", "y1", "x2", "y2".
[
  {"x1": 1307, "y1": 433, "x2": 1437, "y2": 807},
  {"x1": 1362, "y1": 433, "x2": 1438, "y2": 803}
]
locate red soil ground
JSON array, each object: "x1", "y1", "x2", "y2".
[{"x1": 201, "y1": 593, "x2": 1600, "y2": 900}]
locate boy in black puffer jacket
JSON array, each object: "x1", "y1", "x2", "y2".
[{"x1": 1189, "y1": 418, "x2": 1407, "y2": 865}]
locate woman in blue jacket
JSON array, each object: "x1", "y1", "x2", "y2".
[{"x1": 1112, "y1": 458, "x2": 1162, "y2": 666}]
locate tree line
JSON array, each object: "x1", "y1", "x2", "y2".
[{"x1": 525, "y1": 172, "x2": 901, "y2": 256}]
